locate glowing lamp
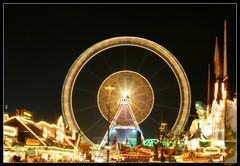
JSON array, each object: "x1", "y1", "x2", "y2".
[
  {"x1": 105, "y1": 145, "x2": 111, "y2": 150},
  {"x1": 191, "y1": 138, "x2": 199, "y2": 150},
  {"x1": 122, "y1": 91, "x2": 129, "y2": 99},
  {"x1": 95, "y1": 157, "x2": 104, "y2": 163},
  {"x1": 201, "y1": 125, "x2": 212, "y2": 137},
  {"x1": 43, "y1": 127, "x2": 48, "y2": 139},
  {"x1": 132, "y1": 129, "x2": 137, "y2": 133}
]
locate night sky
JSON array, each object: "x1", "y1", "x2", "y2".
[{"x1": 4, "y1": 3, "x2": 237, "y2": 142}]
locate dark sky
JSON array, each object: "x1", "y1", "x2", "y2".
[{"x1": 4, "y1": 3, "x2": 237, "y2": 142}]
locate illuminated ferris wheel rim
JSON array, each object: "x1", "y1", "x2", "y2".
[{"x1": 61, "y1": 36, "x2": 191, "y2": 144}]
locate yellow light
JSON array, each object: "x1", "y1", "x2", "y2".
[
  {"x1": 105, "y1": 86, "x2": 115, "y2": 90},
  {"x1": 4, "y1": 114, "x2": 9, "y2": 121},
  {"x1": 201, "y1": 125, "x2": 212, "y2": 137},
  {"x1": 43, "y1": 127, "x2": 48, "y2": 139},
  {"x1": 72, "y1": 131, "x2": 76, "y2": 140},
  {"x1": 122, "y1": 91, "x2": 129, "y2": 99},
  {"x1": 23, "y1": 111, "x2": 32, "y2": 118},
  {"x1": 37, "y1": 121, "x2": 57, "y2": 128},
  {"x1": 95, "y1": 157, "x2": 104, "y2": 163},
  {"x1": 214, "y1": 82, "x2": 218, "y2": 100},
  {"x1": 221, "y1": 83, "x2": 227, "y2": 99},
  {"x1": 104, "y1": 145, "x2": 111, "y2": 150},
  {"x1": 191, "y1": 138, "x2": 199, "y2": 150},
  {"x1": 216, "y1": 140, "x2": 225, "y2": 147},
  {"x1": 4, "y1": 125, "x2": 17, "y2": 137},
  {"x1": 26, "y1": 138, "x2": 40, "y2": 145},
  {"x1": 203, "y1": 147, "x2": 220, "y2": 155}
]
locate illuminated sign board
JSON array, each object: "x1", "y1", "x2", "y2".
[
  {"x1": 23, "y1": 111, "x2": 32, "y2": 119},
  {"x1": 26, "y1": 138, "x2": 40, "y2": 145},
  {"x1": 203, "y1": 147, "x2": 221, "y2": 155},
  {"x1": 142, "y1": 139, "x2": 159, "y2": 147},
  {"x1": 16, "y1": 109, "x2": 33, "y2": 120}
]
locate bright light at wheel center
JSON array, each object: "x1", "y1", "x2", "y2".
[{"x1": 122, "y1": 91, "x2": 129, "y2": 99}]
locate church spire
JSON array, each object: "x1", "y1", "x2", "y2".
[{"x1": 223, "y1": 20, "x2": 228, "y2": 82}]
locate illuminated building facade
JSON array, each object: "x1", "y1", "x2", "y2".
[{"x1": 3, "y1": 111, "x2": 82, "y2": 162}]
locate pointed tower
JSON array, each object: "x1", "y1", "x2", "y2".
[
  {"x1": 213, "y1": 37, "x2": 223, "y2": 81},
  {"x1": 223, "y1": 20, "x2": 228, "y2": 141},
  {"x1": 206, "y1": 64, "x2": 211, "y2": 116},
  {"x1": 213, "y1": 37, "x2": 223, "y2": 103},
  {"x1": 223, "y1": 20, "x2": 228, "y2": 83},
  {"x1": 210, "y1": 21, "x2": 230, "y2": 148}
]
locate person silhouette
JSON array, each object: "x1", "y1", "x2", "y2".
[{"x1": 112, "y1": 136, "x2": 118, "y2": 150}]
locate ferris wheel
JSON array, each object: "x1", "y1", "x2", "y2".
[
  {"x1": 97, "y1": 70, "x2": 154, "y2": 126},
  {"x1": 61, "y1": 36, "x2": 191, "y2": 145}
]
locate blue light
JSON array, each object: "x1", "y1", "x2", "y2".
[
  {"x1": 132, "y1": 129, "x2": 137, "y2": 133},
  {"x1": 111, "y1": 128, "x2": 117, "y2": 134}
]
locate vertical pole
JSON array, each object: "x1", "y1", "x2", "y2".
[
  {"x1": 207, "y1": 64, "x2": 211, "y2": 116},
  {"x1": 107, "y1": 89, "x2": 110, "y2": 162},
  {"x1": 223, "y1": 20, "x2": 227, "y2": 80},
  {"x1": 223, "y1": 20, "x2": 228, "y2": 142},
  {"x1": 105, "y1": 85, "x2": 115, "y2": 162}
]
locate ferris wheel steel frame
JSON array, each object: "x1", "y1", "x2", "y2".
[{"x1": 61, "y1": 36, "x2": 191, "y2": 145}]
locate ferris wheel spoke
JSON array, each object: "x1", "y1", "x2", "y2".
[
  {"x1": 75, "y1": 104, "x2": 98, "y2": 113},
  {"x1": 148, "y1": 64, "x2": 168, "y2": 80},
  {"x1": 86, "y1": 69, "x2": 103, "y2": 83},
  {"x1": 103, "y1": 54, "x2": 113, "y2": 73},
  {"x1": 127, "y1": 79, "x2": 136, "y2": 94},
  {"x1": 129, "y1": 84, "x2": 142, "y2": 94},
  {"x1": 137, "y1": 54, "x2": 147, "y2": 72},
  {"x1": 133, "y1": 92, "x2": 148, "y2": 98},
  {"x1": 123, "y1": 47, "x2": 127, "y2": 69},
  {"x1": 131, "y1": 103, "x2": 145, "y2": 115},
  {"x1": 154, "y1": 84, "x2": 178, "y2": 93},
  {"x1": 132, "y1": 98, "x2": 148, "y2": 104},
  {"x1": 115, "y1": 79, "x2": 124, "y2": 94},
  {"x1": 74, "y1": 88, "x2": 97, "y2": 95},
  {"x1": 110, "y1": 91, "x2": 122, "y2": 100},
  {"x1": 155, "y1": 104, "x2": 178, "y2": 110},
  {"x1": 148, "y1": 115, "x2": 160, "y2": 125},
  {"x1": 83, "y1": 117, "x2": 104, "y2": 134}
]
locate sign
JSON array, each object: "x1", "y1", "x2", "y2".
[
  {"x1": 23, "y1": 111, "x2": 32, "y2": 119},
  {"x1": 26, "y1": 138, "x2": 40, "y2": 145},
  {"x1": 203, "y1": 147, "x2": 220, "y2": 155},
  {"x1": 16, "y1": 109, "x2": 33, "y2": 120}
]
